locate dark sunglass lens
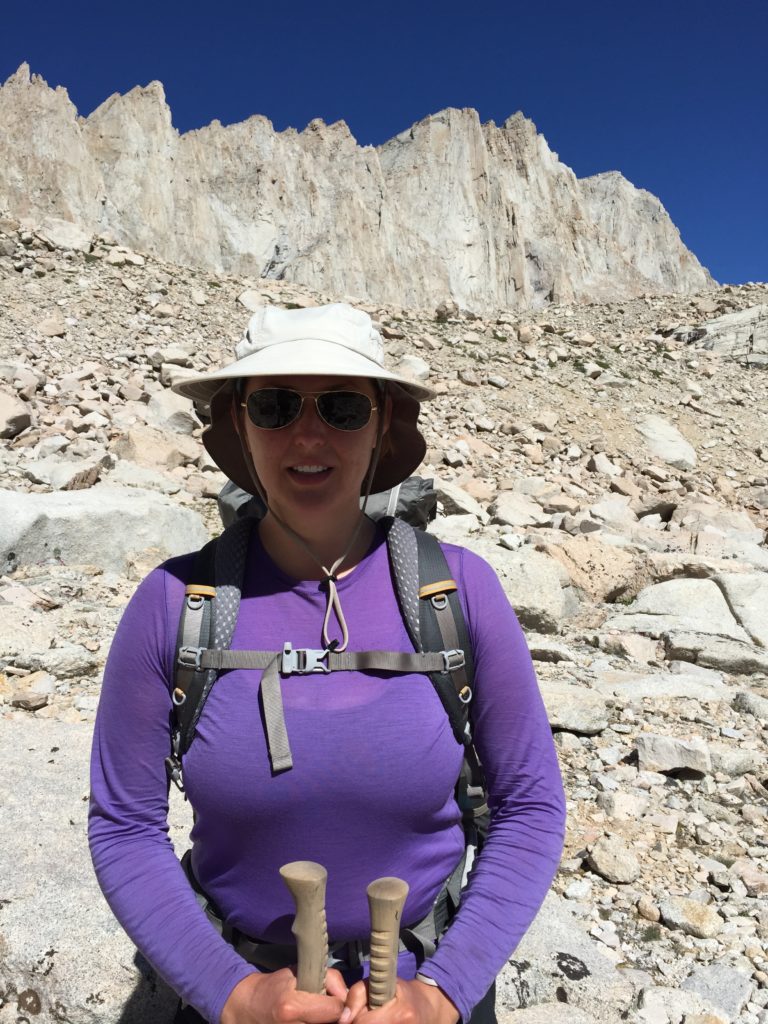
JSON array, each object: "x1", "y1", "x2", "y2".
[
  {"x1": 246, "y1": 388, "x2": 302, "y2": 429},
  {"x1": 316, "y1": 392, "x2": 372, "y2": 430}
]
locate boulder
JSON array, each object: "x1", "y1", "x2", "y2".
[
  {"x1": 680, "y1": 963, "x2": 755, "y2": 1020},
  {"x1": 713, "y1": 572, "x2": 768, "y2": 648},
  {"x1": 539, "y1": 681, "x2": 609, "y2": 735},
  {"x1": 635, "y1": 415, "x2": 697, "y2": 471},
  {"x1": 143, "y1": 389, "x2": 199, "y2": 435},
  {"x1": 0, "y1": 389, "x2": 31, "y2": 438},
  {"x1": 471, "y1": 540, "x2": 579, "y2": 634},
  {"x1": 658, "y1": 896, "x2": 722, "y2": 939},
  {"x1": 635, "y1": 733, "x2": 711, "y2": 775},
  {"x1": 586, "y1": 835, "x2": 641, "y2": 884},
  {"x1": 590, "y1": 669, "x2": 732, "y2": 703},
  {"x1": 0, "y1": 486, "x2": 209, "y2": 573},
  {"x1": 496, "y1": 892, "x2": 635, "y2": 1019},
  {"x1": 36, "y1": 216, "x2": 93, "y2": 252},
  {"x1": 22, "y1": 453, "x2": 112, "y2": 490},
  {"x1": 689, "y1": 303, "x2": 768, "y2": 360},
  {"x1": 664, "y1": 632, "x2": 768, "y2": 675},
  {"x1": 607, "y1": 579, "x2": 750, "y2": 641},
  {"x1": 0, "y1": 716, "x2": 190, "y2": 1024},
  {"x1": 490, "y1": 492, "x2": 550, "y2": 528}
]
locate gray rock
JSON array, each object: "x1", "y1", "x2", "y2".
[
  {"x1": 143, "y1": 389, "x2": 199, "y2": 435},
  {"x1": 636, "y1": 414, "x2": 697, "y2": 471},
  {"x1": 106, "y1": 459, "x2": 182, "y2": 494},
  {"x1": 637, "y1": 985, "x2": 728, "y2": 1022},
  {"x1": 0, "y1": 389, "x2": 31, "y2": 438},
  {"x1": 394, "y1": 354, "x2": 431, "y2": 381},
  {"x1": 496, "y1": 892, "x2": 635, "y2": 1020},
  {"x1": 733, "y1": 690, "x2": 768, "y2": 719},
  {"x1": 539, "y1": 681, "x2": 609, "y2": 735},
  {"x1": 690, "y1": 303, "x2": 768, "y2": 360},
  {"x1": 14, "y1": 643, "x2": 99, "y2": 678},
  {"x1": 474, "y1": 541, "x2": 579, "y2": 634},
  {"x1": 658, "y1": 895, "x2": 723, "y2": 938},
  {"x1": 35, "y1": 215, "x2": 93, "y2": 252},
  {"x1": 681, "y1": 963, "x2": 755, "y2": 1019},
  {"x1": 665, "y1": 632, "x2": 768, "y2": 674},
  {"x1": 590, "y1": 669, "x2": 732, "y2": 703},
  {"x1": 635, "y1": 733, "x2": 712, "y2": 775},
  {"x1": 714, "y1": 572, "x2": 768, "y2": 648},
  {"x1": 708, "y1": 742, "x2": 762, "y2": 778},
  {"x1": 0, "y1": 716, "x2": 191, "y2": 1024},
  {"x1": 490, "y1": 492, "x2": 549, "y2": 528},
  {"x1": 607, "y1": 579, "x2": 750, "y2": 641},
  {"x1": 23, "y1": 453, "x2": 112, "y2": 490},
  {"x1": 0, "y1": 486, "x2": 209, "y2": 573},
  {"x1": 435, "y1": 480, "x2": 488, "y2": 519},
  {"x1": 586, "y1": 834, "x2": 641, "y2": 884}
]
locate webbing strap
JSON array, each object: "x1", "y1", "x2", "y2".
[
  {"x1": 184, "y1": 646, "x2": 464, "y2": 773},
  {"x1": 259, "y1": 654, "x2": 293, "y2": 773},
  {"x1": 195, "y1": 648, "x2": 462, "y2": 674}
]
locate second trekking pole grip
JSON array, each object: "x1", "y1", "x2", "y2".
[{"x1": 366, "y1": 876, "x2": 409, "y2": 1008}]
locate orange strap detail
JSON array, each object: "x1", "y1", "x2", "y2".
[
  {"x1": 418, "y1": 579, "x2": 458, "y2": 599},
  {"x1": 185, "y1": 584, "x2": 216, "y2": 598}
]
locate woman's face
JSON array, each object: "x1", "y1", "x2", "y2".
[{"x1": 239, "y1": 375, "x2": 389, "y2": 529}]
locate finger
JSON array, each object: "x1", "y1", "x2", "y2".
[
  {"x1": 290, "y1": 991, "x2": 346, "y2": 1024},
  {"x1": 343, "y1": 980, "x2": 369, "y2": 1022},
  {"x1": 325, "y1": 968, "x2": 349, "y2": 999}
]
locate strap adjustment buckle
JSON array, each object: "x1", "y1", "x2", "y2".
[
  {"x1": 441, "y1": 649, "x2": 465, "y2": 674},
  {"x1": 178, "y1": 645, "x2": 204, "y2": 671},
  {"x1": 281, "y1": 642, "x2": 331, "y2": 675}
]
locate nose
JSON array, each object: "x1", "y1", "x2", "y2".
[{"x1": 291, "y1": 396, "x2": 328, "y2": 444}]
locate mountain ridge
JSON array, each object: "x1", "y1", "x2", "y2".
[{"x1": 0, "y1": 64, "x2": 714, "y2": 311}]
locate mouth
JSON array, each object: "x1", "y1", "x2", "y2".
[{"x1": 288, "y1": 464, "x2": 333, "y2": 482}]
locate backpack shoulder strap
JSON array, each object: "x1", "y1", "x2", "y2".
[
  {"x1": 167, "y1": 516, "x2": 254, "y2": 787},
  {"x1": 384, "y1": 517, "x2": 474, "y2": 746}
]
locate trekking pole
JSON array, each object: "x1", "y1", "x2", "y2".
[
  {"x1": 280, "y1": 861, "x2": 329, "y2": 994},
  {"x1": 366, "y1": 877, "x2": 409, "y2": 1008}
]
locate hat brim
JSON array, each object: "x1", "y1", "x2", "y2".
[
  {"x1": 173, "y1": 338, "x2": 434, "y2": 404},
  {"x1": 203, "y1": 381, "x2": 428, "y2": 496}
]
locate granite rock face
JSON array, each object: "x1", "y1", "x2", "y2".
[{"x1": 0, "y1": 64, "x2": 713, "y2": 312}]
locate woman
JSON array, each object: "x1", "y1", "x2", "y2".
[{"x1": 89, "y1": 302, "x2": 566, "y2": 1024}]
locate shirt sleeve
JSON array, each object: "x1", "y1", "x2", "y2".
[
  {"x1": 417, "y1": 545, "x2": 566, "y2": 1020},
  {"x1": 88, "y1": 560, "x2": 257, "y2": 1024}
]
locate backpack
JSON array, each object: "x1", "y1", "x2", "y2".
[
  {"x1": 217, "y1": 476, "x2": 438, "y2": 531},
  {"x1": 166, "y1": 514, "x2": 488, "y2": 849}
]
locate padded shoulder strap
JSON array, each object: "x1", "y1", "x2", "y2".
[
  {"x1": 383, "y1": 517, "x2": 474, "y2": 745},
  {"x1": 173, "y1": 516, "x2": 254, "y2": 757}
]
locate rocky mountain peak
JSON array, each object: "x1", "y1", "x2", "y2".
[{"x1": 0, "y1": 65, "x2": 714, "y2": 312}]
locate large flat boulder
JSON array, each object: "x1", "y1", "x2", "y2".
[
  {"x1": 467, "y1": 539, "x2": 579, "y2": 634},
  {"x1": 0, "y1": 486, "x2": 209, "y2": 573},
  {"x1": 713, "y1": 572, "x2": 768, "y2": 648},
  {"x1": 606, "y1": 578, "x2": 750, "y2": 642},
  {"x1": 0, "y1": 716, "x2": 192, "y2": 1024}
]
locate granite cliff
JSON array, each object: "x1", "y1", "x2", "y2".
[{"x1": 0, "y1": 64, "x2": 713, "y2": 310}]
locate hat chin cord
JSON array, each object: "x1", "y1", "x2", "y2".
[{"x1": 235, "y1": 398, "x2": 385, "y2": 653}]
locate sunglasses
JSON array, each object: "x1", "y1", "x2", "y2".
[{"x1": 242, "y1": 387, "x2": 377, "y2": 431}]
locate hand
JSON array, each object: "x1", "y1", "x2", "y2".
[
  {"x1": 342, "y1": 978, "x2": 460, "y2": 1024},
  {"x1": 221, "y1": 967, "x2": 348, "y2": 1024}
]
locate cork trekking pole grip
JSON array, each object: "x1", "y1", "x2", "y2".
[
  {"x1": 279, "y1": 861, "x2": 329, "y2": 994},
  {"x1": 366, "y1": 876, "x2": 409, "y2": 1008}
]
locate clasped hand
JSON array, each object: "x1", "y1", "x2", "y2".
[{"x1": 221, "y1": 968, "x2": 460, "y2": 1024}]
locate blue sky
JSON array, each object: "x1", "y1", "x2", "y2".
[{"x1": 3, "y1": 0, "x2": 766, "y2": 285}]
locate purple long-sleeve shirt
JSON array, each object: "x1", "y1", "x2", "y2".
[{"x1": 89, "y1": 525, "x2": 565, "y2": 1024}]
